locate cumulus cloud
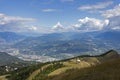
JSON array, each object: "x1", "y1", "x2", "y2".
[
  {"x1": 25, "y1": 25, "x2": 38, "y2": 31},
  {"x1": 102, "y1": 4, "x2": 120, "y2": 30},
  {"x1": 73, "y1": 17, "x2": 109, "y2": 31},
  {"x1": 0, "y1": 13, "x2": 36, "y2": 32},
  {"x1": 25, "y1": 25, "x2": 53, "y2": 33},
  {"x1": 51, "y1": 17, "x2": 110, "y2": 32},
  {"x1": 78, "y1": 1, "x2": 113, "y2": 11},
  {"x1": 50, "y1": 4, "x2": 120, "y2": 32},
  {"x1": 52, "y1": 22, "x2": 64, "y2": 31},
  {"x1": 107, "y1": 16, "x2": 120, "y2": 30},
  {"x1": 74, "y1": 3, "x2": 120, "y2": 32}
]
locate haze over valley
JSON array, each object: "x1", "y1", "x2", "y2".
[{"x1": 0, "y1": 31, "x2": 120, "y2": 62}]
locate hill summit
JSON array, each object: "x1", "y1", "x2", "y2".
[{"x1": 99, "y1": 50, "x2": 119, "y2": 60}]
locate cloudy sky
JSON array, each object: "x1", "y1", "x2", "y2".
[{"x1": 0, "y1": 0, "x2": 120, "y2": 33}]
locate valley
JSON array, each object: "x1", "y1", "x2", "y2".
[{"x1": 0, "y1": 31, "x2": 120, "y2": 62}]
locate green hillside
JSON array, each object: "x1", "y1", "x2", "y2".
[
  {"x1": 8, "y1": 50, "x2": 120, "y2": 80},
  {"x1": 47, "y1": 57, "x2": 120, "y2": 80}
]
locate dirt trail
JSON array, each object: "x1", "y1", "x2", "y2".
[{"x1": 0, "y1": 75, "x2": 9, "y2": 80}]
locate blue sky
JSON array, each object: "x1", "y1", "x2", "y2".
[{"x1": 0, "y1": 0, "x2": 120, "y2": 33}]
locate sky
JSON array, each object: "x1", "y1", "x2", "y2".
[{"x1": 0, "y1": 0, "x2": 120, "y2": 33}]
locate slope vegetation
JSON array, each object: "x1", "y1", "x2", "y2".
[
  {"x1": 47, "y1": 57, "x2": 120, "y2": 80},
  {"x1": 26, "y1": 50, "x2": 119, "y2": 80}
]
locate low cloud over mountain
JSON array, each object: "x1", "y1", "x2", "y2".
[
  {"x1": 73, "y1": 17, "x2": 109, "y2": 31},
  {"x1": 0, "y1": 4, "x2": 120, "y2": 33},
  {"x1": 52, "y1": 22, "x2": 64, "y2": 31},
  {"x1": 51, "y1": 4, "x2": 120, "y2": 32},
  {"x1": 102, "y1": 4, "x2": 120, "y2": 30}
]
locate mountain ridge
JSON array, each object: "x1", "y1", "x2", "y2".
[{"x1": 0, "y1": 52, "x2": 23, "y2": 66}]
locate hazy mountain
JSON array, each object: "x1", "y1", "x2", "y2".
[
  {"x1": 0, "y1": 32, "x2": 26, "y2": 43},
  {"x1": 0, "y1": 30, "x2": 120, "y2": 62},
  {"x1": 0, "y1": 52, "x2": 23, "y2": 66},
  {"x1": 96, "y1": 30, "x2": 120, "y2": 42},
  {"x1": 11, "y1": 30, "x2": 120, "y2": 61}
]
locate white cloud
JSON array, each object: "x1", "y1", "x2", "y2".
[
  {"x1": 73, "y1": 17, "x2": 109, "y2": 31},
  {"x1": 104, "y1": 16, "x2": 120, "y2": 30},
  {"x1": 42, "y1": 4, "x2": 120, "y2": 32},
  {"x1": 78, "y1": 1, "x2": 113, "y2": 11},
  {"x1": 102, "y1": 4, "x2": 120, "y2": 18},
  {"x1": 0, "y1": 13, "x2": 36, "y2": 32},
  {"x1": 74, "y1": 3, "x2": 120, "y2": 32},
  {"x1": 0, "y1": 13, "x2": 34, "y2": 25},
  {"x1": 27, "y1": 25, "x2": 37, "y2": 31},
  {"x1": 52, "y1": 22, "x2": 64, "y2": 31},
  {"x1": 42, "y1": 8, "x2": 57, "y2": 12},
  {"x1": 51, "y1": 17, "x2": 110, "y2": 32},
  {"x1": 101, "y1": 4, "x2": 120, "y2": 30}
]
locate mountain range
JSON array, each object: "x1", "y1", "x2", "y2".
[
  {"x1": 0, "y1": 52, "x2": 23, "y2": 66},
  {"x1": 0, "y1": 30, "x2": 120, "y2": 62},
  {"x1": 0, "y1": 32, "x2": 25, "y2": 43}
]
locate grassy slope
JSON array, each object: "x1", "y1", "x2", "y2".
[
  {"x1": 48, "y1": 50, "x2": 119, "y2": 76},
  {"x1": 47, "y1": 57, "x2": 120, "y2": 80},
  {"x1": 48, "y1": 61, "x2": 91, "y2": 76},
  {"x1": 26, "y1": 50, "x2": 119, "y2": 80},
  {"x1": 27, "y1": 64, "x2": 51, "y2": 80}
]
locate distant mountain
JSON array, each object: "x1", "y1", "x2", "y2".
[
  {"x1": 12, "y1": 31, "x2": 120, "y2": 61},
  {"x1": 14, "y1": 31, "x2": 100, "y2": 43},
  {"x1": 0, "y1": 30, "x2": 118, "y2": 62},
  {"x1": 96, "y1": 30, "x2": 120, "y2": 42},
  {"x1": 0, "y1": 32, "x2": 27, "y2": 53},
  {"x1": 0, "y1": 32, "x2": 26, "y2": 43},
  {"x1": 0, "y1": 52, "x2": 23, "y2": 66}
]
